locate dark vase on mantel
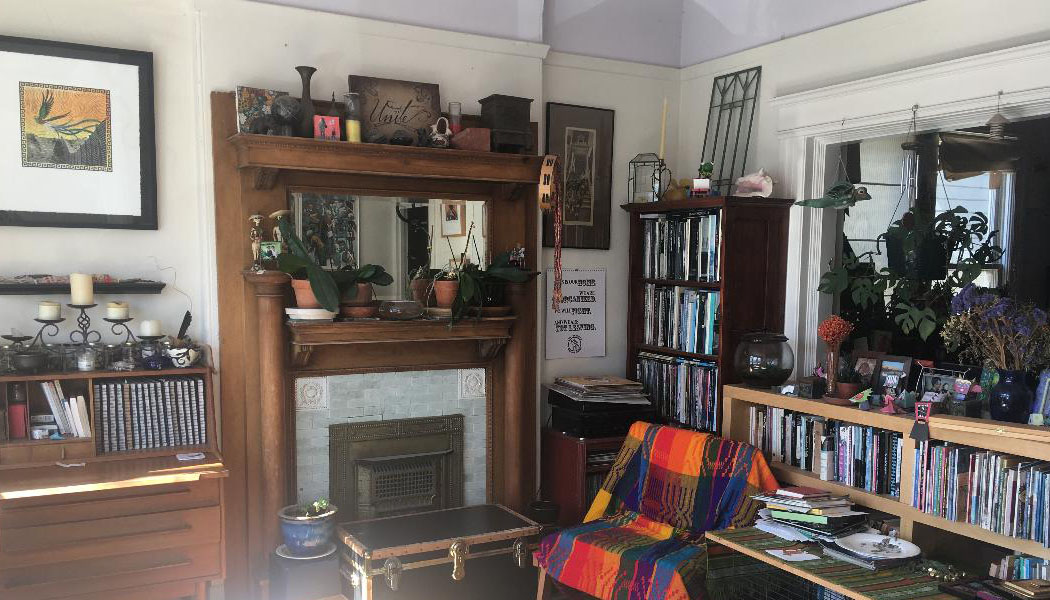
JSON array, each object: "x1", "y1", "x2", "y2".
[
  {"x1": 989, "y1": 369, "x2": 1033, "y2": 423},
  {"x1": 295, "y1": 65, "x2": 317, "y2": 138}
]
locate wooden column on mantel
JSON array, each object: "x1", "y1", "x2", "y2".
[
  {"x1": 209, "y1": 91, "x2": 542, "y2": 600},
  {"x1": 244, "y1": 271, "x2": 291, "y2": 561}
]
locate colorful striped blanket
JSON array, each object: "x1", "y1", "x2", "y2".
[{"x1": 536, "y1": 422, "x2": 777, "y2": 600}]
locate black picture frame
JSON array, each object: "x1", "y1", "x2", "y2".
[
  {"x1": 543, "y1": 102, "x2": 614, "y2": 250},
  {"x1": 0, "y1": 35, "x2": 157, "y2": 229},
  {"x1": 873, "y1": 355, "x2": 913, "y2": 397}
]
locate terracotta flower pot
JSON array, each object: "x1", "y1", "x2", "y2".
[
  {"x1": 835, "y1": 382, "x2": 861, "y2": 400},
  {"x1": 434, "y1": 280, "x2": 459, "y2": 309},
  {"x1": 410, "y1": 278, "x2": 433, "y2": 306},
  {"x1": 341, "y1": 282, "x2": 374, "y2": 306},
  {"x1": 290, "y1": 279, "x2": 321, "y2": 309}
]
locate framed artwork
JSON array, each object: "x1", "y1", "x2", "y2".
[
  {"x1": 0, "y1": 36, "x2": 157, "y2": 229},
  {"x1": 347, "y1": 75, "x2": 440, "y2": 146},
  {"x1": 852, "y1": 351, "x2": 883, "y2": 389},
  {"x1": 543, "y1": 102, "x2": 614, "y2": 250},
  {"x1": 874, "y1": 355, "x2": 913, "y2": 397},
  {"x1": 313, "y1": 115, "x2": 340, "y2": 141},
  {"x1": 236, "y1": 86, "x2": 288, "y2": 133},
  {"x1": 290, "y1": 191, "x2": 359, "y2": 270},
  {"x1": 441, "y1": 201, "x2": 466, "y2": 237}
]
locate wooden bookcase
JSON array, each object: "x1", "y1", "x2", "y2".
[
  {"x1": 723, "y1": 384, "x2": 1050, "y2": 562},
  {"x1": 541, "y1": 429, "x2": 624, "y2": 526},
  {"x1": 0, "y1": 366, "x2": 217, "y2": 466},
  {"x1": 0, "y1": 367, "x2": 226, "y2": 600},
  {"x1": 622, "y1": 197, "x2": 792, "y2": 432}
]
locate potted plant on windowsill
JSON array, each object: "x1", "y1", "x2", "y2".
[
  {"x1": 278, "y1": 498, "x2": 338, "y2": 558},
  {"x1": 410, "y1": 265, "x2": 438, "y2": 306},
  {"x1": 275, "y1": 220, "x2": 340, "y2": 313},
  {"x1": 335, "y1": 264, "x2": 394, "y2": 318}
]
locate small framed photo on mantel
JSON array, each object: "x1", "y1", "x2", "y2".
[{"x1": 0, "y1": 35, "x2": 157, "y2": 229}]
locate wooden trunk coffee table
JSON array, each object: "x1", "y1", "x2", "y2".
[{"x1": 337, "y1": 504, "x2": 541, "y2": 600}]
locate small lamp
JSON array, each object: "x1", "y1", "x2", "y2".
[{"x1": 628, "y1": 153, "x2": 669, "y2": 203}]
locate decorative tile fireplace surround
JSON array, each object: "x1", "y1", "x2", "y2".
[{"x1": 294, "y1": 369, "x2": 488, "y2": 507}]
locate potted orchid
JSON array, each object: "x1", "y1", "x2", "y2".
[{"x1": 942, "y1": 284, "x2": 1050, "y2": 423}]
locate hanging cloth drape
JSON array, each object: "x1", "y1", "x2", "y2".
[{"x1": 939, "y1": 132, "x2": 1020, "y2": 181}]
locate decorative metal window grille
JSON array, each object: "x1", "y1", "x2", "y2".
[{"x1": 700, "y1": 66, "x2": 761, "y2": 192}]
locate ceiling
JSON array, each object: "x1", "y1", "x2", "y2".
[{"x1": 253, "y1": 0, "x2": 921, "y2": 67}]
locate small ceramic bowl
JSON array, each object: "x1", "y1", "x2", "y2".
[{"x1": 166, "y1": 346, "x2": 201, "y2": 368}]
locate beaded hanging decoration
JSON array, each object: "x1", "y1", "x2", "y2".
[{"x1": 539, "y1": 154, "x2": 563, "y2": 310}]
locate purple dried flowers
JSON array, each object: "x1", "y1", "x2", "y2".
[{"x1": 943, "y1": 286, "x2": 1050, "y2": 372}]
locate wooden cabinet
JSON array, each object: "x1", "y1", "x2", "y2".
[
  {"x1": 0, "y1": 368, "x2": 226, "y2": 600},
  {"x1": 541, "y1": 429, "x2": 624, "y2": 526}
]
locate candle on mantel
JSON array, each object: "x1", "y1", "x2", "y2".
[
  {"x1": 38, "y1": 301, "x2": 61, "y2": 320},
  {"x1": 69, "y1": 273, "x2": 94, "y2": 305},
  {"x1": 106, "y1": 301, "x2": 129, "y2": 320},
  {"x1": 658, "y1": 97, "x2": 668, "y2": 160},
  {"x1": 139, "y1": 319, "x2": 161, "y2": 337}
]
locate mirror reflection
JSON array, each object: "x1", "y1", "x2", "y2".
[{"x1": 289, "y1": 191, "x2": 487, "y2": 300}]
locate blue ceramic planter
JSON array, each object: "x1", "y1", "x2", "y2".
[{"x1": 278, "y1": 504, "x2": 338, "y2": 556}]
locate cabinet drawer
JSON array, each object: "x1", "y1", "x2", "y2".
[
  {"x1": 0, "y1": 478, "x2": 219, "y2": 527},
  {"x1": 1, "y1": 505, "x2": 220, "y2": 567},
  {"x1": 0, "y1": 542, "x2": 220, "y2": 600},
  {"x1": 63, "y1": 580, "x2": 201, "y2": 600}
]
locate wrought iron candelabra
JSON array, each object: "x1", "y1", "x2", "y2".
[{"x1": 67, "y1": 304, "x2": 102, "y2": 344}]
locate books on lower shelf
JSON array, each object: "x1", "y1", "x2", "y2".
[
  {"x1": 912, "y1": 441, "x2": 1050, "y2": 548},
  {"x1": 748, "y1": 405, "x2": 903, "y2": 497},
  {"x1": 93, "y1": 375, "x2": 208, "y2": 453},
  {"x1": 37, "y1": 380, "x2": 91, "y2": 438},
  {"x1": 642, "y1": 285, "x2": 719, "y2": 355},
  {"x1": 636, "y1": 352, "x2": 718, "y2": 432},
  {"x1": 641, "y1": 210, "x2": 721, "y2": 282},
  {"x1": 991, "y1": 555, "x2": 1050, "y2": 581}
]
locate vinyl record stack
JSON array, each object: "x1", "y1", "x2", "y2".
[{"x1": 547, "y1": 376, "x2": 655, "y2": 438}]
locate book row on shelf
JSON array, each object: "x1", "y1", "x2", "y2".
[
  {"x1": 748, "y1": 406, "x2": 904, "y2": 497},
  {"x1": 94, "y1": 375, "x2": 208, "y2": 453},
  {"x1": 636, "y1": 352, "x2": 719, "y2": 433},
  {"x1": 641, "y1": 210, "x2": 721, "y2": 282},
  {"x1": 642, "y1": 284, "x2": 720, "y2": 355},
  {"x1": 913, "y1": 441, "x2": 1050, "y2": 549},
  {"x1": 36, "y1": 380, "x2": 92, "y2": 439}
]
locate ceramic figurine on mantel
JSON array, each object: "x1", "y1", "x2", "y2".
[
  {"x1": 249, "y1": 214, "x2": 265, "y2": 272},
  {"x1": 296, "y1": 65, "x2": 317, "y2": 138}
]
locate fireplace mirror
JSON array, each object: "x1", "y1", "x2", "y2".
[{"x1": 288, "y1": 191, "x2": 487, "y2": 300}]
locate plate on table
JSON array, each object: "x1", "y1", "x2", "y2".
[
  {"x1": 285, "y1": 308, "x2": 337, "y2": 321},
  {"x1": 835, "y1": 533, "x2": 920, "y2": 559}
]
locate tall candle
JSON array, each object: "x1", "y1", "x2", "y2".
[
  {"x1": 70, "y1": 273, "x2": 94, "y2": 305},
  {"x1": 106, "y1": 301, "x2": 129, "y2": 320},
  {"x1": 140, "y1": 320, "x2": 161, "y2": 337},
  {"x1": 658, "y1": 97, "x2": 668, "y2": 160},
  {"x1": 38, "y1": 301, "x2": 61, "y2": 320}
]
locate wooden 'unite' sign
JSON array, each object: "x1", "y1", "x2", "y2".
[{"x1": 348, "y1": 75, "x2": 440, "y2": 145}]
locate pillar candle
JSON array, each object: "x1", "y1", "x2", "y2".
[
  {"x1": 106, "y1": 301, "x2": 129, "y2": 320},
  {"x1": 69, "y1": 273, "x2": 94, "y2": 305},
  {"x1": 345, "y1": 119, "x2": 362, "y2": 143},
  {"x1": 37, "y1": 301, "x2": 61, "y2": 320},
  {"x1": 658, "y1": 97, "x2": 668, "y2": 160},
  {"x1": 140, "y1": 320, "x2": 161, "y2": 337}
]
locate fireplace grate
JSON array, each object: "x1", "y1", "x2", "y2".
[{"x1": 356, "y1": 451, "x2": 450, "y2": 518}]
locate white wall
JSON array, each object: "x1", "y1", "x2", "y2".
[
  {"x1": 541, "y1": 52, "x2": 680, "y2": 382},
  {"x1": 676, "y1": 0, "x2": 1050, "y2": 180},
  {"x1": 0, "y1": 0, "x2": 206, "y2": 346}
]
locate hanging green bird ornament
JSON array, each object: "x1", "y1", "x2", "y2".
[{"x1": 795, "y1": 181, "x2": 871, "y2": 210}]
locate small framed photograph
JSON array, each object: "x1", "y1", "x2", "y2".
[
  {"x1": 852, "y1": 351, "x2": 883, "y2": 389},
  {"x1": 259, "y1": 241, "x2": 281, "y2": 262},
  {"x1": 441, "y1": 201, "x2": 466, "y2": 237},
  {"x1": 313, "y1": 115, "x2": 340, "y2": 141},
  {"x1": 874, "y1": 355, "x2": 912, "y2": 397}
]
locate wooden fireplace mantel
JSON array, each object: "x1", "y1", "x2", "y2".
[{"x1": 211, "y1": 91, "x2": 541, "y2": 600}]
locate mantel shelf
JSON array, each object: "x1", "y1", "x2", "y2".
[
  {"x1": 228, "y1": 133, "x2": 543, "y2": 190},
  {"x1": 287, "y1": 317, "x2": 516, "y2": 367}
]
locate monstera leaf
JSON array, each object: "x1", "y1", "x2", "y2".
[{"x1": 796, "y1": 181, "x2": 872, "y2": 210}]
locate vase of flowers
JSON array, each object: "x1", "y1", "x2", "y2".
[
  {"x1": 818, "y1": 315, "x2": 854, "y2": 397},
  {"x1": 943, "y1": 284, "x2": 1050, "y2": 423}
]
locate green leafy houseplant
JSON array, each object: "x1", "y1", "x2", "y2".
[
  {"x1": 442, "y1": 251, "x2": 531, "y2": 324},
  {"x1": 335, "y1": 263, "x2": 394, "y2": 301},
  {"x1": 818, "y1": 207, "x2": 1003, "y2": 342},
  {"x1": 276, "y1": 219, "x2": 340, "y2": 313}
]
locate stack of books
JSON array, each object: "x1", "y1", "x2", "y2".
[
  {"x1": 636, "y1": 352, "x2": 718, "y2": 432},
  {"x1": 94, "y1": 375, "x2": 208, "y2": 453},
  {"x1": 37, "y1": 380, "x2": 92, "y2": 439},
  {"x1": 1000, "y1": 580, "x2": 1050, "y2": 599},
  {"x1": 753, "y1": 486, "x2": 868, "y2": 540},
  {"x1": 640, "y1": 211, "x2": 721, "y2": 282},
  {"x1": 641, "y1": 285, "x2": 719, "y2": 354},
  {"x1": 912, "y1": 442, "x2": 1050, "y2": 548}
]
